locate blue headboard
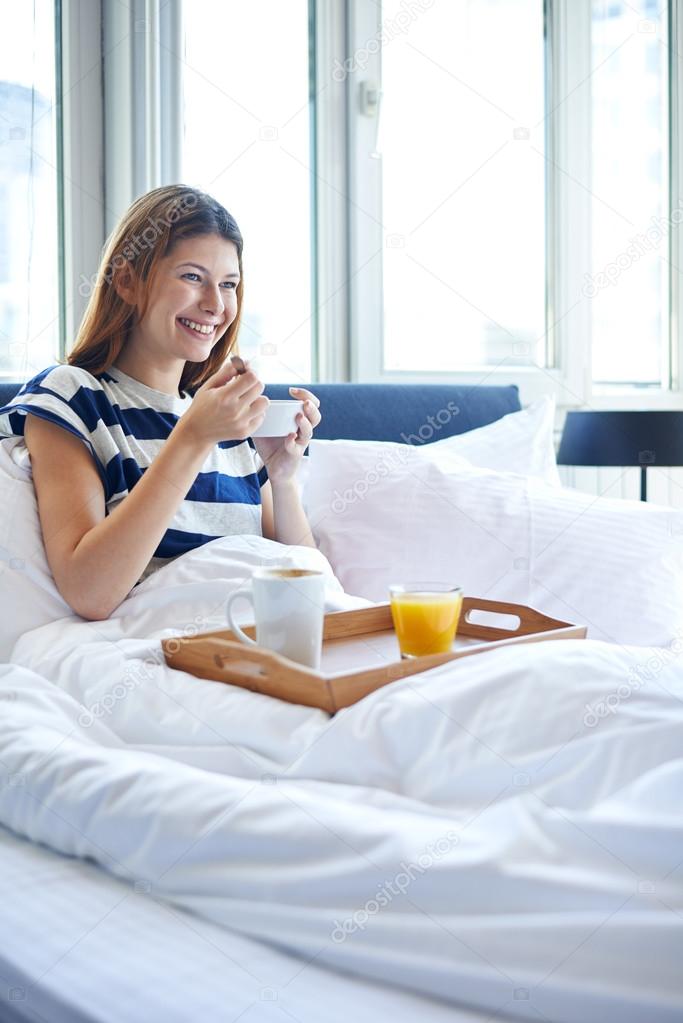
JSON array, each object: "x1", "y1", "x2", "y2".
[
  {"x1": 0, "y1": 380, "x2": 520, "y2": 442},
  {"x1": 264, "y1": 383, "x2": 520, "y2": 442}
]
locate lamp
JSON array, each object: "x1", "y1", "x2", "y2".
[{"x1": 557, "y1": 410, "x2": 683, "y2": 501}]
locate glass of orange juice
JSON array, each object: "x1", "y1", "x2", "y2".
[{"x1": 389, "y1": 583, "x2": 463, "y2": 659}]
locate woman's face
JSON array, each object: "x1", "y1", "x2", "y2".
[{"x1": 134, "y1": 233, "x2": 241, "y2": 365}]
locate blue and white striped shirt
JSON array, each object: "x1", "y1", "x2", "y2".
[{"x1": 0, "y1": 363, "x2": 267, "y2": 581}]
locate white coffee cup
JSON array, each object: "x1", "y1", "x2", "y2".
[
  {"x1": 251, "y1": 400, "x2": 304, "y2": 438},
  {"x1": 225, "y1": 567, "x2": 325, "y2": 669}
]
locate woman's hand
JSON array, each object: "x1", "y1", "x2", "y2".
[
  {"x1": 178, "y1": 361, "x2": 269, "y2": 449},
  {"x1": 254, "y1": 387, "x2": 321, "y2": 485}
]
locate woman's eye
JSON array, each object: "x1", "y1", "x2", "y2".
[{"x1": 181, "y1": 273, "x2": 236, "y2": 290}]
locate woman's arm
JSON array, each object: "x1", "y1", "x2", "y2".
[
  {"x1": 25, "y1": 413, "x2": 215, "y2": 620},
  {"x1": 261, "y1": 479, "x2": 315, "y2": 548},
  {"x1": 255, "y1": 386, "x2": 321, "y2": 550}
]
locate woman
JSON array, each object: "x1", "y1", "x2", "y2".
[{"x1": 0, "y1": 185, "x2": 321, "y2": 620}]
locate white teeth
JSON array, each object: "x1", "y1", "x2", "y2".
[{"x1": 179, "y1": 318, "x2": 215, "y2": 335}]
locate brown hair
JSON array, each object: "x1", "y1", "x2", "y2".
[{"x1": 66, "y1": 185, "x2": 244, "y2": 394}]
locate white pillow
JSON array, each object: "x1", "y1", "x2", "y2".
[
  {"x1": 423, "y1": 395, "x2": 561, "y2": 485},
  {"x1": 0, "y1": 438, "x2": 73, "y2": 658},
  {"x1": 305, "y1": 438, "x2": 683, "y2": 647},
  {"x1": 306, "y1": 439, "x2": 529, "y2": 604},
  {"x1": 300, "y1": 395, "x2": 556, "y2": 512},
  {"x1": 526, "y1": 480, "x2": 683, "y2": 646}
]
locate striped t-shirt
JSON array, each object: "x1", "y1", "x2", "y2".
[{"x1": 0, "y1": 363, "x2": 267, "y2": 582}]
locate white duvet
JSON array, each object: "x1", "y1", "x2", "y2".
[{"x1": 2, "y1": 536, "x2": 683, "y2": 1022}]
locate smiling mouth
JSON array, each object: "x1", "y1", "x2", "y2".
[{"x1": 177, "y1": 317, "x2": 219, "y2": 337}]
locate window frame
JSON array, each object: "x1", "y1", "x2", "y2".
[
  {"x1": 56, "y1": 0, "x2": 184, "y2": 359},
  {"x1": 102, "y1": 0, "x2": 183, "y2": 234},
  {"x1": 310, "y1": 0, "x2": 350, "y2": 381},
  {"x1": 57, "y1": 0, "x2": 106, "y2": 362}
]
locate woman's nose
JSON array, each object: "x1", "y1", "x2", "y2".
[{"x1": 200, "y1": 282, "x2": 224, "y2": 315}]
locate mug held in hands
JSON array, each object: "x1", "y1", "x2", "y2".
[{"x1": 251, "y1": 400, "x2": 305, "y2": 438}]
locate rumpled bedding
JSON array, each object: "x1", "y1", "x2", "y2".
[{"x1": 2, "y1": 536, "x2": 682, "y2": 1022}]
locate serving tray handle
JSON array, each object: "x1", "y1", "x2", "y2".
[
  {"x1": 210, "y1": 638, "x2": 336, "y2": 713},
  {"x1": 460, "y1": 597, "x2": 573, "y2": 642}
]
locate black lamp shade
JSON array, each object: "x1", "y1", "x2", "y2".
[{"x1": 557, "y1": 411, "x2": 683, "y2": 468}]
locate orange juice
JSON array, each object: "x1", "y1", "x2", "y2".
[{"x1": 389, "y1": 587, "x2": 463, "y2": 658}]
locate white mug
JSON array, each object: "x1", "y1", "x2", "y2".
[
  {"x1": 251, "y1": 400, "x2": 304, "y2": 438},
  {"x1": 225, "y1": 567, "x2": 326, "y2": 669}
]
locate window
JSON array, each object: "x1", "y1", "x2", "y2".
[
  {"x1": 346, "y1": 0, "x2": 682, "y2": 404},
  {"x1": 181, "y1": 0, "x2": 314, "y2": 382},
  {"x1": 379, "y1": 0, "x2": 546, "y2": 373},
  {"x1": 589, "y1": 0, "x2": 669, "y2": 388},
  {"x1": 0, "y1": 0, "x2": 59, "y2": 379},
  {"x1": 46, "y1": 0, "x2": 683, "y2": 401}
]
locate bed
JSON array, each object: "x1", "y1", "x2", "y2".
[
  {"x1": 0, "y1": 825, "x2": 476, "y2": 1023},
  {"x1": 1, "y1": 378, "x2": 682, "y2": 1023}
]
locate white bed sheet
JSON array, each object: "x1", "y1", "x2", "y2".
[
  {"x1": 3, "y1": 537, "x2": 683, "y2": 1022},
  {"x1": 0, "y1": 825, "x2": 493, "y2": 1023}
]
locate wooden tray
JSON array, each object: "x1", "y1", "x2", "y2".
[{"x1": 162, "y1": 597, "x2": 586, "y2": 713}]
